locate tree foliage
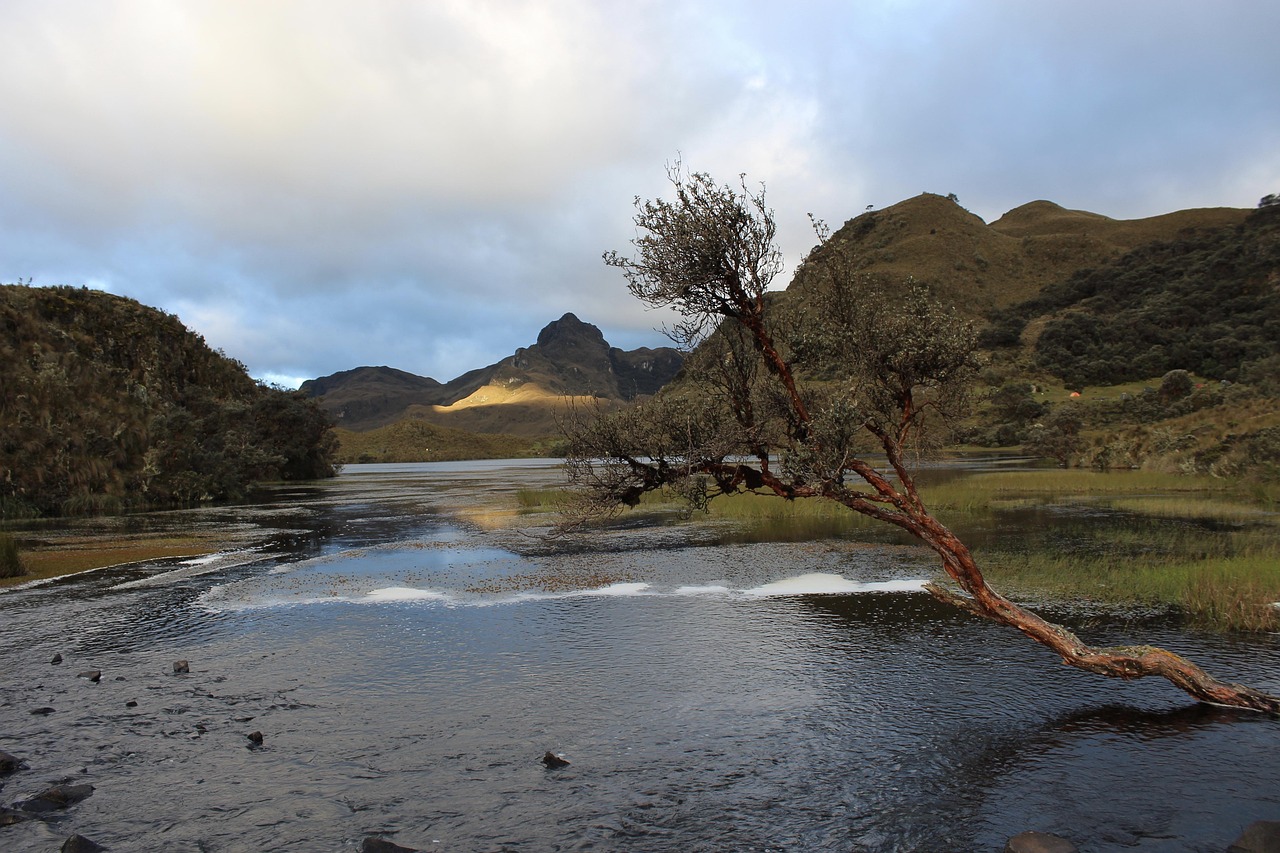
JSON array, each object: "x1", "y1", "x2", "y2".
[
  {"x1": 566, "y1": 167, "x2": 1280, "y2": 712},
  {"x1": 0, "y1": 284, "x2": 338, "y2": 516}
]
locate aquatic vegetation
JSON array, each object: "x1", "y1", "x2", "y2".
[{"x1": 0, "y1": 533, "x2": 25, "y2": 579}]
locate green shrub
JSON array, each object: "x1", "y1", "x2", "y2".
[{"x1": 0, "y1": 534, "x2": 27, "y2": 579}]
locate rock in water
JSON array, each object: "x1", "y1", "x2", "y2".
[
  {"x1": 78, "y1": 670, "x2": 101, "y2": 683},
  {"x1": 0, "y1": 750, "x2": 23, "y2": 776},
  {"x1": 0, "y1": 807, "x2": 33, "y2": 826},
  {"x1": 361, "y1": 838, "x2": 418, "y2": 853},
  {"x1": 62, "y1": 834, "x2": 107, "y2": 853},
  {"x1": 247, "y1": 731, "x2": 264, "y2": 747},
  {"x1": 51, "y1": 653, "x2": 63, "y2": 665},
  {"x1": 19, "y1": 783, "x2": 95, "y2": 813},
  {"x1": 173, "y1": 660, "x2": 189, "y2": 674},
  {"x1": 1005, "y1": 831, "x2": 1078, "y2": 853},
  {"x1": 1228, "y1": 821, "x2": 1280, "y2": 853},
  {"x1": 541, "y1": 751, "x2": 570, "y2": 769}
]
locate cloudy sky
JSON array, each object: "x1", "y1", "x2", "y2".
[{"x1": 3, "y1": 1, "x2": 1278, "y2": 387}]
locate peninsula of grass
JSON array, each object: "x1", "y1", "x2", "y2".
[
  {"x1": 0, "y1": 533, "x2": 223, "y2": 588},
  {"x1": 521, "y1": 467, "x2": 1280, "y2": 631}
]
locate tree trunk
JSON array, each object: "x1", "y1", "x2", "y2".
[{"x1": 917, "y1": 516, "x2": 1280, "y2": 713}]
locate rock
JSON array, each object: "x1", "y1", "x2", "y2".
[
  {"x1": 173, "y1": 660, "x2": 189, "y2": 674},
  {"x1": 361, "y1": 838, "x2": 418, "y2": 853},
  {"x1": 126, "y1": 700, "x2": 138, "y2": 708},
  {"x1": 541, "y1": 750, "x2": 570, "y2": 769},
  {"x1": 51, "y1": 653, "x2": 63, "y2": 665},
  {"x1": 0, "y1": 807, "x2": 33, "y2": 825},
  {"x1": 62, "y1": 834, "x2": 107, "y2": 852},
  {"x1": 77, "y1": 670, "x2": 101, "y2": 683},
  {"x1": 1005, "y1": 830, "x2": 1078, "y2": 853},
  {"x1": 1229, "y1": 821, "x2": 1280, "y2": 853},
  {"x1": 0, "y1": 750, "x2": 23, "y2": 776},
  {"x1": 19, "y1": 782, "x2": 95, "y2": 812},
  {"x1": 31, "y1": 706, "x2": 56, "y2": 715},
  {"x1": 247, "y1": 731, "x2": 264, "y2": 746}
]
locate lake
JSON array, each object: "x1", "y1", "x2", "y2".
[{"x1": 1, "y1": 459, "x2": 1278, "y2": 851}]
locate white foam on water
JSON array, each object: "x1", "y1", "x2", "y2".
[
  {"x1": 512, "y1": 582, "x2": 654, "y2": 602},
  {"x1": 202, "y1": 574, "x2": 928, "y2": 612},
  {"x1": 744, "y1": 572, "x2": 927, "y2": 597},
  {"x1": 112, "y1": 550, "x2": 266, "y2": 590},
  {"x1": 674, "y1": 584, "x2": 733, "y2": 595},
  {"x1": 364, "y1": 586, "x2": 452, "y2": 603},
  {"x1": 179, "y1": 553, "x2": 225, "y2": 566}
]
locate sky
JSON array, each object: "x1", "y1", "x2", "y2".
[{"x1": 2, "y1": 1, "x2": 1278, "y2": 388}]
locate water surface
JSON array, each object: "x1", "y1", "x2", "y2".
[{"x1": 2, "y1": 460, "x2": 1278, "y2": 851}]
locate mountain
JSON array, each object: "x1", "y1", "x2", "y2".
[
  {"x1": 995, "y1": 202, "x2": 1280, "y2": 387},
  {"x1": 793, "y1": 193, "x2": 1250, "y2": 314},
  {"x1": 0, "y1": 284, "x2": 338, "y2": 516},
  {"x1": 302, "y1": 313, "x2": 684, "y2": 437}
]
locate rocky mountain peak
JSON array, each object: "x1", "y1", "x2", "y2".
[{"x1": 535, "y1": 312, "x2": 606, "y2": 349}]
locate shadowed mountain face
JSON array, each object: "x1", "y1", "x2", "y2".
[{"x1": 301, "y1": 313, "x2": 684, "y2": 433}]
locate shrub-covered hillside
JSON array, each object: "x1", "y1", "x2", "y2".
[
  {"x1": 1, "y1": 284, "x2": 338, "y2": 516},
  {"x1": 987, "y1": 203, "x2": 1280, "y2": 388}
]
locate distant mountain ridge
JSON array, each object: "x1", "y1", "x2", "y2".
[
  {"x1": 304, "y1": 194, "x2": 1262, "y2": 458},
  {"x1": 301, "y1": 313, "x2": 684, "y2": 435}
]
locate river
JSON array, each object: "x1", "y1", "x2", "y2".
[{"x1": 1, "y1": 460, "x2": 1277, "y2": 851}]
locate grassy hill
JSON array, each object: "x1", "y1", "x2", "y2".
[
  {"x1": 333, "y1": 419, "x2": 550, "y2": 464},
  {"x1": 795, "y1": 193, "x2": 1250, "y2": 315},
  {"x1": 0, "y1": 284, "x2": 338, "y2": 517}
]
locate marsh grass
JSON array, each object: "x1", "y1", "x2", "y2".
[
  {"x1": 706, "y1": 468, "x2": 1280, "y2": 631},
  {"x1": 521, "y1": 467, "x2": 1279, "y2": 629},
  {"x1": 0, "y1": 534, "x2": 222, "y2": 588},
  {"x1": 0, "y1": 533, "x2": 26, "y2": 579},
  {"x1": 515, "y1": 488, "x2": 572, "y2": 510}
]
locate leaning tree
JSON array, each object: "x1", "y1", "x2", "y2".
[{"x1": 566, "y1": 165, "x2": 1280, "y2": 713}]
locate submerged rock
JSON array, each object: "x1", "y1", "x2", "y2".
[
  {"x1": 541, "y1": 751, "x2": 570, "y2": 769},
  {"x1": 173, "y1": 660, "x2": 189, "y2": 674},
  {"x1": 361, "y1": 838, "x2": 418, "y2": 853},
  {"x1": 30, "y1": 706, "x2": 56, "y2": 716},
  {"x1": 1229, "y1": 821, "x2": 1280, "y2": 853},
  {"x1": 0, "y1": 750, "x2": 23, "y2": 776},
  {"x1": 62, "y1": 834, "x2": 107, "y2": 852},
  {"x1": 1005, "y1": 831, "x2": 1078, "y2": 853},
  {"x1": 19, "y1": 782, "x2": 95, "y2": 812},
  {"x1": 0, "y1": 807, "x2": 33, "y2": 825}
]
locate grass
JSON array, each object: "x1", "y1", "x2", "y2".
[
  {"x1": 557, "y1": 466, "x2": 1280, "y2": 631},
  {"x1": 0, "y1": 533, "x2": 26, "y2": 579},
  {"x1": 0, "y1": 534, "x2": 222, "y2": 588},
  {"x1": 979, "y1": 551, "x2": 1280, "y2": 632}
]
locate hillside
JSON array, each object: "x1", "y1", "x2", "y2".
[
  {"x1": 0, "y1": 284, "x2": 338, "y2": 516},
  {"x1": 303, "y1": 313, "x2": 684, "y2": 437},
  {"x1": 793, "y1": 193, "x2": 1249, "y2": 314},
  {"x1": 1002, "y1": 203, "x2": 1280, "y2": 386}
]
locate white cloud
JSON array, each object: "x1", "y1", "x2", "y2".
[{"x1": 2, "y1": 0, "x2": 1278, "y2": 383}]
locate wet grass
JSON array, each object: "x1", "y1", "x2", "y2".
[
  {"x1": 522, "y1": 467, "x2": 1280, "y2": 631},
  {"x1": 0, "y1": 534, "x2": 221, "y2": 588},
  {"x1": 918, "y1": 470, "x2": 1280, "y2": 631}
]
